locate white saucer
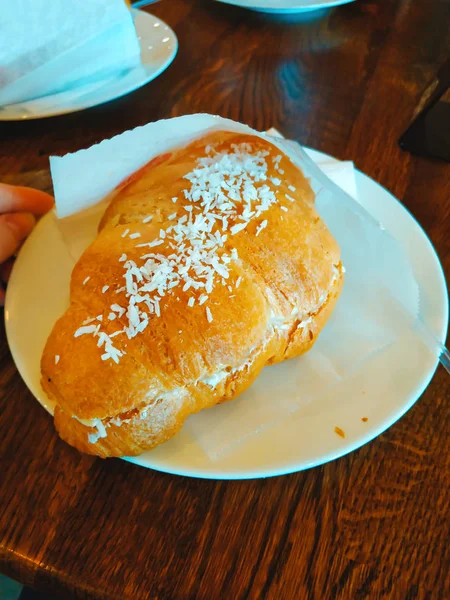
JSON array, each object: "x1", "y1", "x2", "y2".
[
  {"x1": 0, "y1": 11, "x2": 177, "y2": 121},
  {"x1": 4, "y1": 150, "x2": 448, "y2": 479},
  {"x1": 215, "y1": 0, "x2": 356, "y2": 14}
]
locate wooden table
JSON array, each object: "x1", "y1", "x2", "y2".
[{"x1": 1, "y1": 1, "x2": 449, "y2": 598}]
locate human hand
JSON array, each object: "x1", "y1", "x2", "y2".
[{"x1": 0, "y1": 183, "x2": 54, "y2": 305}]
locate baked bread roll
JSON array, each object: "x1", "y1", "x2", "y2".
[{"x1": 41, "y1": 131, "x2": 343, "y2": 457}]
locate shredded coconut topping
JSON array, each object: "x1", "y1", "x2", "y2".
[
  {"x1": 256, "y1": 219, "x2": 268, "y2": 236},
  {"x1": 74, "y1": 141, "x2": 286, "y2": 361}
]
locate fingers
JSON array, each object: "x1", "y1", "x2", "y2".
[
  {"x1": 0, "y1": 185, "x2": 53, "y2": 306},
  {"x1": 0, "y1": 212, "x2": 36, "y2": 264},
  {"x1": 0, "y1": 183, "x2": 54, "y2": 216}
]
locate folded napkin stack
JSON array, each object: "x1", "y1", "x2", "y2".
[{"x1": 0, "y1": 0, "x2": 141, "y2": 107}]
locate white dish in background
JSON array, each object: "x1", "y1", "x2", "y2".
[
  {"x1": 4, "y1": 150, "x2": 448, "y2": 480},
  {"x1": 0, "y1": 11, "x2": 177, "y2": 121},
  {"x1": 215, "y1": 0, "x2": 356, "y2": 14}
]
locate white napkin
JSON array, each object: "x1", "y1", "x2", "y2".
[
  {"x1": 0, "y1": 0, "x2": 140, "y2": 107},
  {"x1": 49, "y1": 114, "x2": 420, "y2": 460}
]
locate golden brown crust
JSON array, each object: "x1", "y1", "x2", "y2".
[{"x1": 41, "y1": 131, "x2": 343, "y2": 457}]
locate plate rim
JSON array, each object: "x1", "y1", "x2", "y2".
[
  {"x1": 4, "y1": 149, "x2": 449, "y2": 480},
  {"x1": 0, "y1": 10, "x2": 178, "y2": 121},
  {"x1": 214, "y1": 0, "x2": 356, "y2": 14}
]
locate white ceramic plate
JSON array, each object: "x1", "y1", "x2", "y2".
[
  {"x1": 215, "y1": 0, "x2": 356, "y2": 14},
  {"x1": 5, "y1": 150, "x2": 448, "y2": 479},
  {"x1": 0, "y1": 11, "x2": 177, "y2": 121}
]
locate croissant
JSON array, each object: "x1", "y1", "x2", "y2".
[{"x1": 41, "y1": 130, "x2": 343, "y2": 457}]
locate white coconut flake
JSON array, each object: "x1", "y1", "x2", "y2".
[
  {"x1": 148, "y1": 239, "x2": 163, "y2": 248},
  {"x1": 188, "y1": 296, "x2": 195, "y2": 307},
  {"x1": 121, "y1": 228, "x2": 130, "y2": 238},
  {"x1": 111, "y1": 304, "x2": 125, "y2": 317},
  {"x1": 83, "y1": 276, "x2": 90, "y2": 285},
  {"x1": 142, "y1": 215, "x2": 153, "y2": 223},
  {"x1": 129, "y1": 232, "x2": 141, "y2": 239},
  {"x1": 230, "y1": 222, "x2": 248, "y2": 235},
  {"x1": 285, "y1": 194, "x2": 295, "y2": 202},
  {"x1": 280, "y1": 206, "x2": 288, "y2": 212},
  {"x1": 54, "y1": 355, "x2": 60, "y2": 365},
  {"x1": 119, "y1": 254, "x2": 127, "y2": 262},
  {"x1": 288, "y1": 185, "x2": 296, "y2": 192},
  {"x1": 102, "y1": 285, "x2": 109, "y2": 294},
  {"x1": 87, "y1": 418, "x2": 108, "y2": 444},
  {"x1": 109, "y1": 330, "x2": 123, "y2": 338},
  {"x1": 74, "y1": 325, "x2": 98, "y2": 338},
  {"x1": 206, "y1": 306, "x2": 213, "y2": 323},
  {"x1": 256, "y1": 219, "x2": 268, "y2": 236},
  {"x1": 235, "y1": 276, "x2": 242, "y2": 288}
]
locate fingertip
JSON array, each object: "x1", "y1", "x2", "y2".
[
  {"x1": 0, "y1": 183, "x2": 54, "y2": 216},
  {"x1": 16, "y1": 186, "x2": 54, "y2": 215}
]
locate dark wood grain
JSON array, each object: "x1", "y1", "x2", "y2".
[{"x1": 1, "y1": 1, "x2": 449, "y2": 598}]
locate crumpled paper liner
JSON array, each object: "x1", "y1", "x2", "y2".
[{"x1": 49, "y1": 114, "x2": 423, "y2": 460}]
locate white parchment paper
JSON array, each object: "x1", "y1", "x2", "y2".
[
  {"x1": 49, "y1": 114, "x2": 423, "y2": 460},
  {"x1": 0, "y1": 0, "x2": 140, "y2": 106}
]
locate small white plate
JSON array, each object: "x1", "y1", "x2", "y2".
[
  {"x1": 0, "y1": 11, "x2": 177, "y2": 121},
  {"x1": 215, "y1": 0, "x2": 356, "y2": 14},
  {"x1": 4, "y1": 151, "x2": 448, "y2": 479}
]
